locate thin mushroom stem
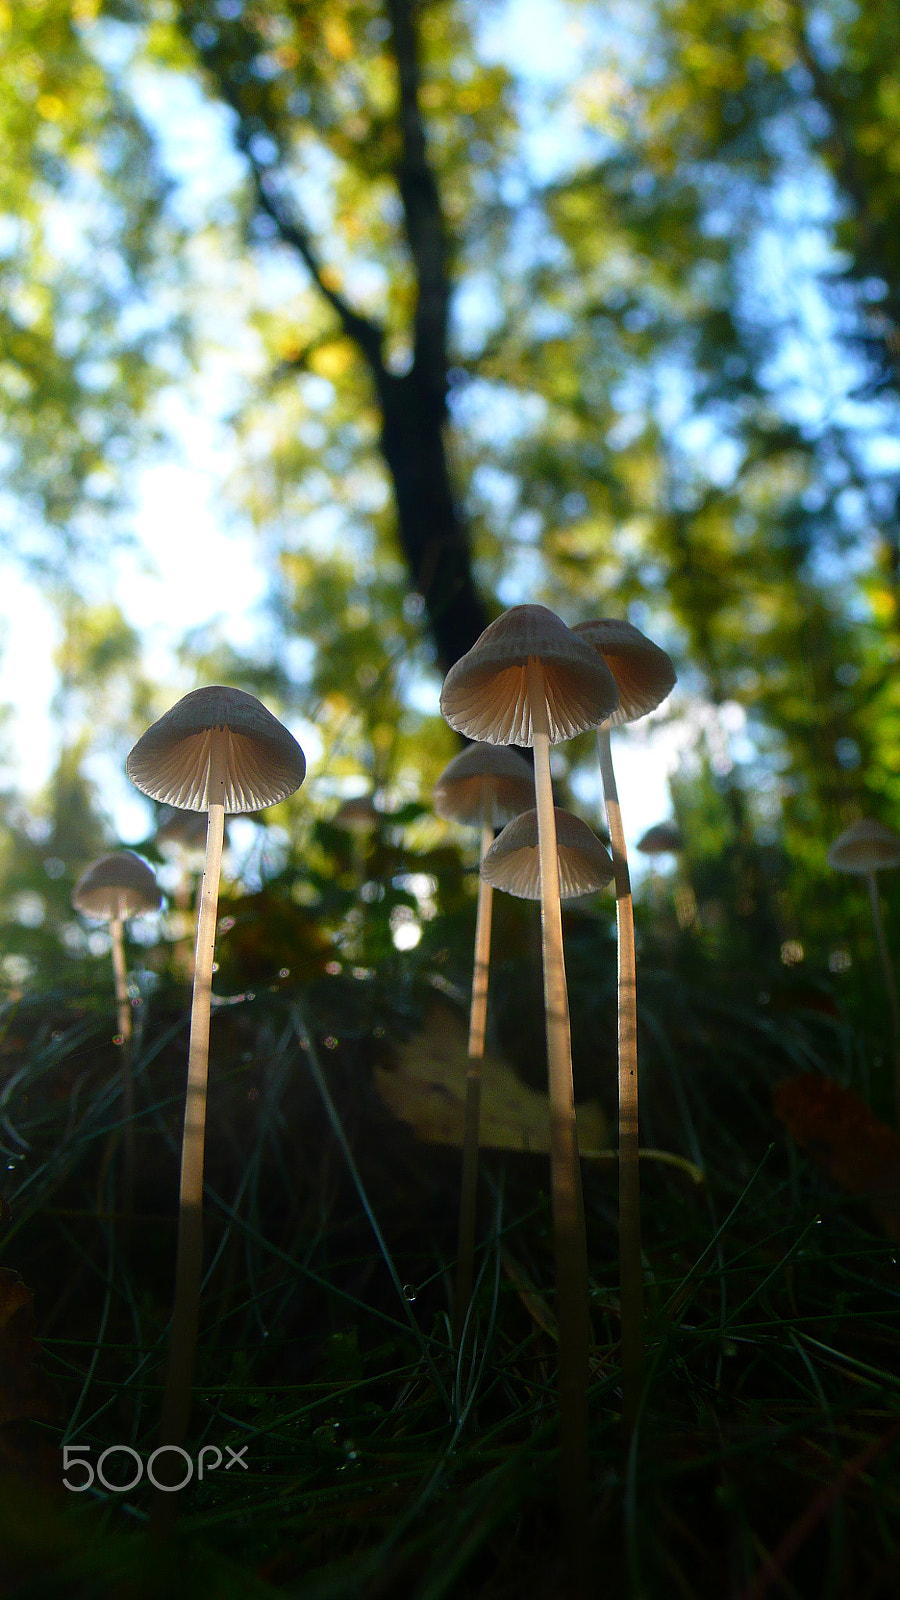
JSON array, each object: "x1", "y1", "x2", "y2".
[
  {"x1": 453, "y1": 820, "x2": 494, "y2": 1352},
  {"x1": 155, "y1": 730, "x2": 227, "y2": 1499},
  {"x1": 527, "y1": 658, "x2": 590, "y2": 1566},
  {"x1": 468, "y1": 824, "x2": 494, "y2": 1059},
  {"x1": 109, "y1": 910, "x2": 135, "y2": 1223},
  {"x1": 597, "y1": 722, "x2": 644, "y2": 1439},
  {"x1": 866, "y1": 871, "x2": 900, "y2": 1124}
]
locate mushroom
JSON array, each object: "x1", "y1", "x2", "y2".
[
  {"x1": 433, "y1": 743, "x2": 534, "y2": 1345},
  {"x1": 482, "y1": 805, "x2": 614, "y2": 902},
  {"x1": 572, "y1": 617, "x2": 675, "y2": 1436},
  {"x1": 156, "y1": 805, "x2": 230, "y2": 979},
  {"x1": 334, "y1": 792, "x2": 381, "y2": 957},
  {"x1": 441, "y1": 604, "x2": 618, "y2": 1546},
  {"x1": 72, "y1": 850, "x2": 162, "y2": 1217},
  {"x1": 827, "y1": 818, "x2": 900, "y2": 1122},
  {"x1": 334, "y1": 792, "x2": 380, "y2": 878},
  {"x1": 156, "y1": 804, "x2": 211, "y2": 854},
  {"x1": 636, "y1": 821, "x2": 682, "y2": 856},
  {"x1": 334, "y1": 792, "x2": 380, "y2": 834},
  {"x1": 126, "y1": 686, "x2": 306, "y2": 1471}
]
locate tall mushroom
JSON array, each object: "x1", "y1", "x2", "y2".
[
  {"x1": 827, "y1": 818, "x2": 900, "y2": 1122},
  {"x1": 433, "y1": 743, "x2": 534, "y2": 1346},
  {"x1": 441, "y1": 604, "x2": 618, "y2": 1555},
  {"x1": 72, "y1": 850, "x2": 162, "y2": 1217},
  {"x1": 572, "y1": 617, "x2": 675, "y2": 1437},
  {"x1": 126, "y1": 686, "x2": 306, "y2": 1476}
]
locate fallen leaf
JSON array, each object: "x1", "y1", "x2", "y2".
[
  {"x1": 376, "y1": 1001, "x2": 608, "y2": 1154},
  {"x1": 773, "y1": 1073, "x2": 900, "y2": 1238}
]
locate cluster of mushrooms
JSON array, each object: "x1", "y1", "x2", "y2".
[
  {"x1": 76, "y1": 688, "x2": 307, "y2": 1509},
  {"x1": 435, "y1": 602, "x2": 676, "y2": 1537},
  {"x1": 70, "y1": 615, "x2": 676, "y2": 1532},
  {"x1": 65, "y1": 612, "x2": 900, "y2": 1554}
]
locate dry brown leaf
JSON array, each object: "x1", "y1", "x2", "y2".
[{"x1": 773, "y1": 1073, "x2": 900, "y2": 1238}]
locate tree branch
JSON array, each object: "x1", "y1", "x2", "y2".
[{"x1": 249, "y1": 165, "x2": 386, "y2": 372}]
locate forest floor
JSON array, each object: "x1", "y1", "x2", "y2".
[{"x1": 1, "y1": 951, "x2": 900, "y2": 1599}]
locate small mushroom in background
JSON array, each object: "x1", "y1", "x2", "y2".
[
  {"x1": 573, "y1": 617, "x2": 676, "y2": 1439},
  {"x1": 334, "y1": 792, "x2": 381, "y2": 957},
  {"x1": 433, "y1": 742, "x2": 534, "y2": 1348},
  {"x1": 637, "y1": 820, "x2": 696, "y2": 932},
  {"x1": 72, "y1": 850, "x2": 162, "y2": 1217},
  {"x1": 636, "y1": 821, "x2": 683, "y2": 856},
  {"x1": 827, "y1": 818, "x2": 900, "y2": 1123},
  {"x1": 156, "y1": 803, "x2": 210, "y2": 857},
  {"x1": 156, "y1": 805, "x2": 230, "y2": 979},
  {"x1": 126, "y1": 685, "x2": 306, "y2": 1499},
  {"x1": 334, "y1": 791, "x2": 380, "y2": 838},
  {"x1": 441, "y1": 603, "x2": 618, "y2": 1565}
]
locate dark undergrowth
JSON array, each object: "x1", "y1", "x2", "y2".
[{"x1": 1, "y1": 931, "x2": 899, "y2": 1600}]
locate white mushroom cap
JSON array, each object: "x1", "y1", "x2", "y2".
[
  {"x1": 827, "y1": 819, "x2": 900, "y2": 874},
  {"x1": 572, "y1": 618, "x2": 676, "y2": 726},
  {"x1": 637, "y1": 821, "x2": 683, "y2": 855},
  {"x1": 434, "y1": 744, "x2": 534, "y2": 830},
  {"x1": 440, "y1": 605, "x2": 619, "y2": 746},
  {"x1": 72, "y1": 851, "x2": 162, "y2": 921},
  {"x1": 482, "y1": 808, "x2": 614, "y2": 900},
  {"x1": 126, "y1": 686, "x2": 306, "y2": 814}
]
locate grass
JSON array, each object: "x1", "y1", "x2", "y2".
[{"x1": 2, "y1": 930, "x2": 900, "y2": 1598}]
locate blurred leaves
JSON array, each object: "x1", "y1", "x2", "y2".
[{"x1": 0, "y1": 0, "x2": 180, "y2": 580}]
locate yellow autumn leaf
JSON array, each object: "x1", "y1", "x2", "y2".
[
  {"x1": 36, "y1": 94, "x2": 65, "y2": 122},
  {"x1": 323, "y1": 17, "x2": 354, "y2": 61},
  {"x1": 376, "y1": 1003, "x2": 705, "y2": 1186},
  {"x1": 310, "y1": 341, "x2": 354, "y2": 380},
  {"x1": 375, "y1": 1002, "x2": 607, "y2": 1154}
]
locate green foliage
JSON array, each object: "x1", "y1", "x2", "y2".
[{"x1": 0, "y1": 0, "x2": 179, "y2": 579}]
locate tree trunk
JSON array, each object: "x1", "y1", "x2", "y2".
[
  {"x1": 377, "y1": 366, "x2": 488, "y2": 673},
  {"x1": 197, "y1": 0, "x2": 490, "y2": 673}
]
